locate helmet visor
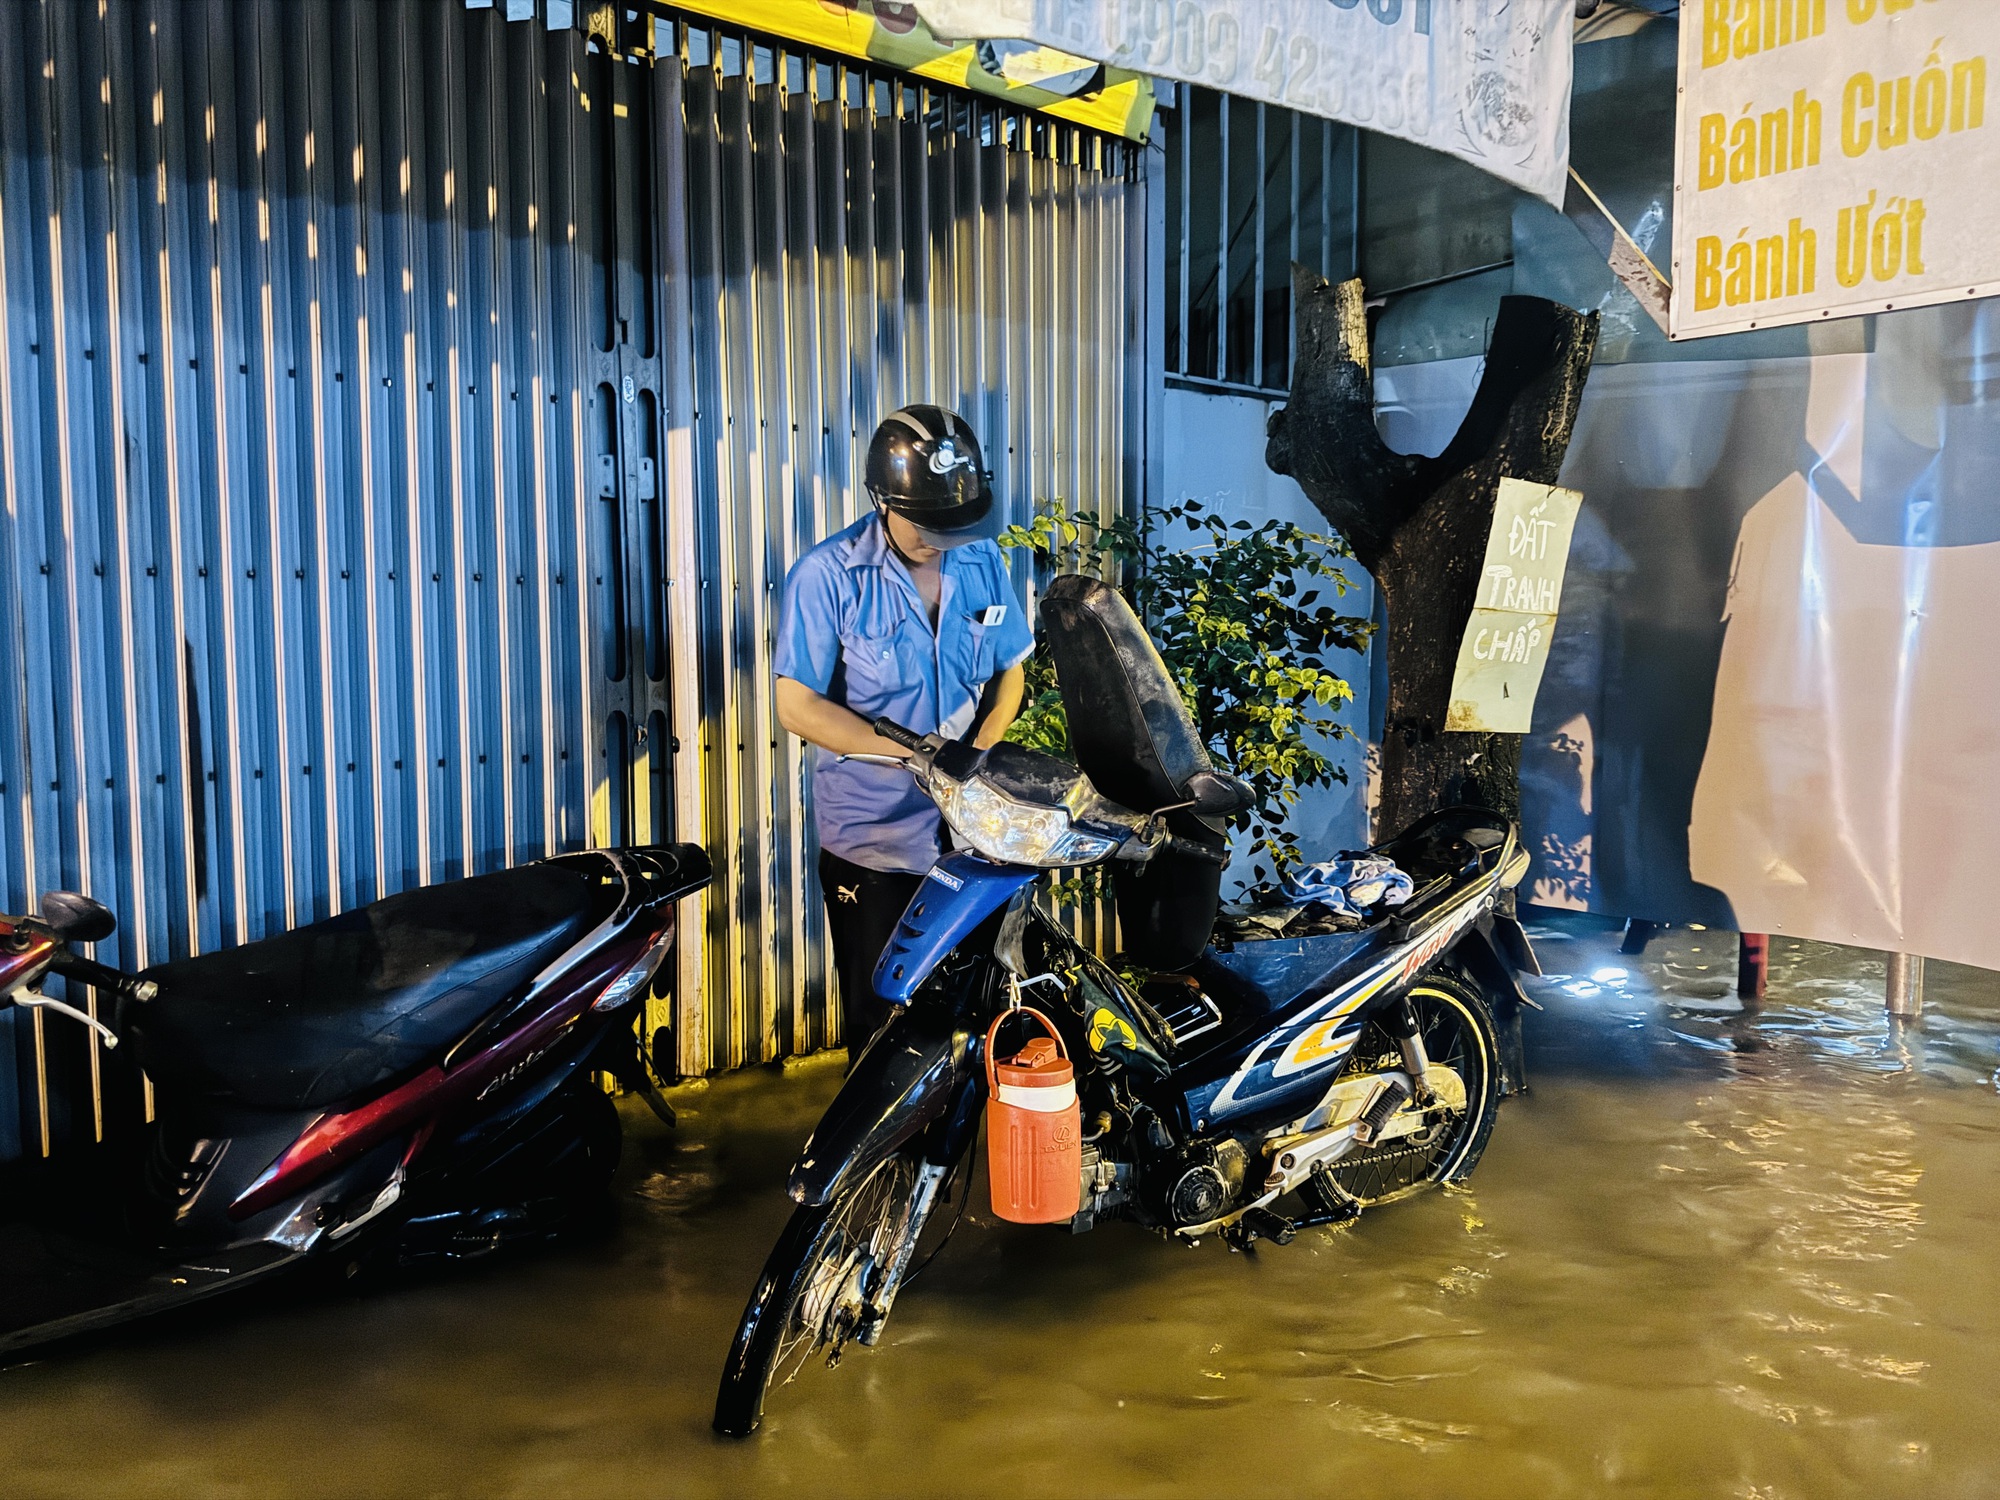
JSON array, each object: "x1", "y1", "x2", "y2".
[
  {"x1": 878, "y1": 470, "x2": 998, "y2": 548},
  {"x1": 910, "y1": 496, "x2": 1000, "y2": 550}
]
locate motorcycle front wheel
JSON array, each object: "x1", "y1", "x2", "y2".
[
  {"x1": 1300, "y1": 971, "x2": 1502, "y2": 1213},
  {"x1": 713, "y1": 1149, "x2": 937, "y2": 1437}
]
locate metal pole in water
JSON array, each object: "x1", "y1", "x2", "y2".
[
  {"x1": 1885, "y1": 953, "x2": 1925, "y2": 1020},
  {"x1": 1737, "y1": 933, "x2": 1768, "y2": 1006},
  {"x1": 1620, "y1": 919, "x2": 1660, "y2": 956}
]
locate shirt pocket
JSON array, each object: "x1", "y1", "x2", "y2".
[
  {"x1": 841, "y1": 623, "x2": 912, "y2": 706},
  {"x1": 964, "y1": 617, "x2": 996, "y2": 681}
]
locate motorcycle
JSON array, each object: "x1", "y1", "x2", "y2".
[
  {"x1": 0, "y1": 842, "x2": 709, "y2": 1355},
  {"x1": 714, "y1": 576, "x2": 1539, "y2": 1435}
]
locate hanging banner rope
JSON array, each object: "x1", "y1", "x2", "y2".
[{"x1": 912, "y1": 0, "x2": 1577, "y2": 204}]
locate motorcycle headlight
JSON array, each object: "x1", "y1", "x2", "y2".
[{"x1": 935, "y1": 777, "x2": 1121, "y2": 868}]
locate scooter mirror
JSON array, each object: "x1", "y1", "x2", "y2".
[
  {"x1": 1185, "y1": 768, "x2": 1255, "y2": 819},
  {"x1": 38, "y1": 891, "x2": 116, "y2": 945}
]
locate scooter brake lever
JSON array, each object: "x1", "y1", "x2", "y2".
[{"x1": 14, "y1": 989, "x2": 121, "y2": 1050}]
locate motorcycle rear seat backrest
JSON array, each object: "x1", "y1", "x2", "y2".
[
  {"x1": 132, "y1": 856, "x2": 620, "y2": 1112},
  {"x1": 1039, "y1": 576, "x2": 1249, "y2": 972},
  {"x1": 1039, "y1": 575, "x2": 1223, "y2": 821}
]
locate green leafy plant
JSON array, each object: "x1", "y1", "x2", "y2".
[{"x1": 999, "y1": 500, "x2": 1373, "y2": 885}]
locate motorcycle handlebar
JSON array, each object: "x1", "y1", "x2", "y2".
[
  {"x1": 1156, "y1": 833, "x2": 1228, "y2": 866},
  {"x1": 863, "y1": 717, "x2": 1225, "y2": 870},
  {"x1": 50, "y1": 950, "x2": 157, "y2": 1004},
  {"x1": 871, "y1": 717, "x2": 926, "y2": 753}
]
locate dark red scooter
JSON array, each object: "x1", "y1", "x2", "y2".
[{"x1": 0, "y1": 843, "x2": 709, "y2": 1355}]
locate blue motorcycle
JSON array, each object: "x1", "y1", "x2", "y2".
[{"x1": 714, "y1": 576, "x2": 1539, "y2": 1435}]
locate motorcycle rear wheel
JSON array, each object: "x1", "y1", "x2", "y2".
[
  {"x1": 713, "y1": 1150, "x2": 931, "y2": 1437},
  {"x1": 1300, "y1": 971, "x2": 1501, "y2": 1213}
]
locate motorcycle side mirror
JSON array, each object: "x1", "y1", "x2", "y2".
[
  {"x1": 1185, "y1": 769, "x2": 1255, "y2": 820},
  {"x1": 38, "y1": 891, "x2": 116, "y2": 945}
]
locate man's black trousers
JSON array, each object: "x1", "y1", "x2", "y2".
[{"x1": 818, "y1": 849, "x2": 922, "y2": 1055}]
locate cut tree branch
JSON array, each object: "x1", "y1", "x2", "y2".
[{"x1": 1268, "y1": 267, "x2": 1599, "y2": 835}]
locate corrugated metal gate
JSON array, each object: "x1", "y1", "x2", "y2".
[
  {"x1": 666, "y1": 20, "x2": 1140, "y2": 1072},
  {"x1": 0, "y1": 0, "x2": 1143, "y2": 1161}
]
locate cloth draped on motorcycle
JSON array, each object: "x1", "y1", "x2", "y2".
[
  {"x1": 1284, "y1": 857, "x2": 1415, "y2": 918},
  {"x1": 1073, "y1": 961, "x2": 1171, "y2": 1080},
  {"x1": 1212, "y1": 857, "x2": 1416, "y2": 944}
]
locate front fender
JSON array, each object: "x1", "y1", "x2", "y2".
[{"x1": 788, "y1": 1008, "x2": 981, "y2": 1207}]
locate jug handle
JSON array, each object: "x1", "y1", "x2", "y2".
[{"x1": 983, "y1": 1005, "x2": 1068, "y2": 1094}]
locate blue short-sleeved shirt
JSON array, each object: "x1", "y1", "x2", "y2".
[{"x1": 774, "y1": 513, "x2": 1036, "y2": 874}]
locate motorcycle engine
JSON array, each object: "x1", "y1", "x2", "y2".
[
  {"x1": 1070, "y1": 1142, "x2": 1134, "y2": 1233},
  {"x1": 1161, "y1": 1138, "x2": 1247, "y2": 1228}
]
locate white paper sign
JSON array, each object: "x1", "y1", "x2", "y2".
[
  {"x1": 1446, "y1": 479, "x2": 1584, "y2": 735},
  {"x1": 1671, "y1": 0, "x2": 2000, "y2": 339},
  {"x1": 914, "y1": 0, "x2": 1577, "y2": 205}
]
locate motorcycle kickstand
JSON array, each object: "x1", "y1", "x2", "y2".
[
  {"x1": 1224, "y1": 1170, "x2": 1364, "y2": 1250},
  {"x1": 636, "y1": 1086, "x2": 678, "y2": 1129},
  {"x1": 1224, "y1": 1206, "x2": 1299, "y2": 1251}
]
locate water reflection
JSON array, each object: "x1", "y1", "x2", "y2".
[{"x1": 1, "y1": 917, "x2": 1996, "y2": 1499}]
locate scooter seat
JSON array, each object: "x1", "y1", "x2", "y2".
[{"x1": 130, "y1": 859, "x2": 616, "y2": 1111}]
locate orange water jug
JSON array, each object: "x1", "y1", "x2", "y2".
[{"x1": 984, "y1": 1007, "x2": 1082, "y2": 1224}]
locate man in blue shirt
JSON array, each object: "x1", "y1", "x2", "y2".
[{"x1": 774, "y1": 406, "x2": 1035, "y2": 1052}]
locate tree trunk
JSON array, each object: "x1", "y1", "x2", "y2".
[{"x1": 1267, "y1": 269, "x2": 1599, "y2": 839}]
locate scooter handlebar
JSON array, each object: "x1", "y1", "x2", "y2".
[
  {"x1": 50, "y1": 949, "x2": 158, "y2": 1004},
  {"x1": 1156, "y1": 832, "x2": 1229, "y2": 867},
  {"x1": 871, "y1": 717, "x2": 926, "y2": 752}
]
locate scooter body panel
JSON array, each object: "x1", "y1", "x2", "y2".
[
  {"x1": 871, "y1": 853, "x2": 1036, "y2": 1004},
  {"x1": 0, "y1": 842, "x2": 712, "y2": 1359},
  {"x1": 223, "y1": 929, "x2": 647, "y2": 1222},
  {"x1": 0, "y1": 1225, "x2": 297, "y2": 1356},
  {"x1": 1172, "y1": 871, "x2": 1508, "y2": 1131}
]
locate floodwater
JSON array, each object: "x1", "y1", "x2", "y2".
[{"x1": 4, "y1": 916, "x2": 2000, "y2": 1500}]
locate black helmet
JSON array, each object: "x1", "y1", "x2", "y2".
[{"x1": 864, "y1": 405, "x2": 996, "y2": 545}]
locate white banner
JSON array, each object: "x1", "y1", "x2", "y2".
[
  {"x1": 913, "y1": 0, "x2": 1577, "y2": 205},
  {"x1": 1671, "y1": 0, "x2": 2000, "y2": 339}
]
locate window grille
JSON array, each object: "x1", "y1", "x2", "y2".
[{"x1": 1161, "y1": 85, "x2": 1360, "y2": 397}]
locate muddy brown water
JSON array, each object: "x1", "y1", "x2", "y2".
[{"x1": 3, "y1": 915, "x2": 1999, "y2": 1499}]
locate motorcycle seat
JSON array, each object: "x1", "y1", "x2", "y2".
[
  {"x1": 1041, "y1": 576, "x2": 1246, "y2": 973},
  {"x1": 1195, "y1": 930, "x2": 1377, "y2": 1017},
  {"x1": 130, "y1": 857, "x2": 617, "y2": 1111}
]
